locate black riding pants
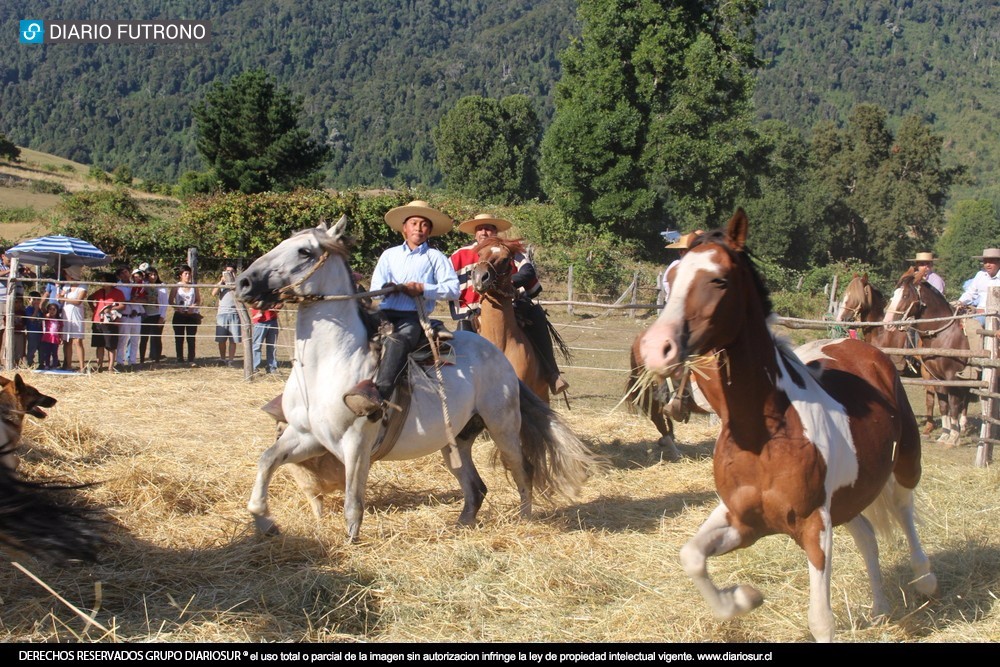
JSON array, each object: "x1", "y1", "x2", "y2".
[
  {"x1": 513, "y1": 299, "x2": 560, "y2": 382},
  {"x1": 375, "y1": 310, "x2": 426, "y2": 400}
]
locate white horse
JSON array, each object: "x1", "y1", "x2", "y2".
[{"x1": 235, "y1": 216, "x2": 598, "y2": 543}]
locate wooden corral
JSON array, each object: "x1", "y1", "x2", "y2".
[{"x1": 0, "y1": 301, "x2": 995, "y2": 643}]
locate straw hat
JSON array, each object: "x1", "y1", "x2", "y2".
[
  {"x1": 63, "y1": 264, "x2": 84, "y2": 280},
  {"x1": 907, "y1": 252, "x2": 937, "y2": 263},
  {"x1": 974, "y1": 248, "x2": 1000, "y2": 261},
  {"x1": 665, "y1": 230, "x2": 704, "y2": 250},
  {"x1": 383, "y1": 200, "x2": 454, "y2": 236},
  {"x1": 457, "y1": 213, "x2": 512, "y2": 235}
]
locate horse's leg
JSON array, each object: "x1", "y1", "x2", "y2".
[
  {"x1": 944, "y1": 391, "x2": 963, "y2": 447},
  {"x1": 936, "y1": 390, "x2": 952, "y2": 443},
  {"x1": 480, "y1": 401, "x2": 532, "y2": 519},
  {"x1": 248, "y1": 428, "x2": 325, "y2": 535},
  {"x1": 883, "y1": 480, "x2": 939, "y2": 597},
  {"x1": 923, "y1": 389, "x2": 935, "y2": 435},
  {"x1": 804, "y1": 508, "x2": 836, "y2": 643},
  {"x1": 440, "y1": 440, "x2": 488, "y2": 526},
  {"x1": 679, "y1": 503, "x2": 763, "y2": 622},
  {"x1": 339, "y1": 429, "x2": 372, "y2": 544},
  {"x1": 844, "y1": 514, "x2": 888, "y2": 620}
]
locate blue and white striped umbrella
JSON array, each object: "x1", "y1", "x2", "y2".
[{"x1": 6, "y1": 235, "x2": 110, "y2": 268}]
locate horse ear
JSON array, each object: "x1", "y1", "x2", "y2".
[
  {"x1": 315, "y1": 218, "x2": 328, "y2": 231},
  {"x1": 726, "y1": 208, "x2": 749, "y2": 251},
  {"x1": 327, "y1": 215, "x2": 349, "y2": 239}
]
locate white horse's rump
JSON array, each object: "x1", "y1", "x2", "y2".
[{"x1": 236, "y1": 217, "x2": 598, "y2": 543}]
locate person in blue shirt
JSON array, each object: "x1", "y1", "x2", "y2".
[
  {"x1": 343, "y1": 200, "x2": 460, "y2": 419},
  {"x1": 24, "y1": 291, "x2": 44, "y2": 368}
]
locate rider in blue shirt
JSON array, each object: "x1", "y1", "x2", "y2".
[{"x1": 343, "y1": 200, "x2": 459, "y2": 419}]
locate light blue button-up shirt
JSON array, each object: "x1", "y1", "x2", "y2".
[{"x1": 370, "y1": 242, "x2": 460, "y2": 314}]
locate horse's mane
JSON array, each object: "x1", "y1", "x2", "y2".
[
  {"x1": 690, "y1": 229, "x2": 773, "y2": 317},
  {"x1": 477, "y1": 236, "x2": 527, "y2": 256}
]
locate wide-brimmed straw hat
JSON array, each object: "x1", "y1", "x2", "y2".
[
  {"x1": 63, "y1": 264, "x2": 84, "y2": 280},
  {"x1": 384, "y1": 200, "x2": 454, "y2": 236},
  {"x1": 907, "y1": 252, "x2": 937, "y2": 263},
  {"x1": 457, "y1": 213, "x2": 513, "y2": 235},
  {"x1": 665, "y1": 230, "x2": 704, "y2": 250},
  {"x1": 974, "y1": 248, "x2": 1000, "y2": 261}
]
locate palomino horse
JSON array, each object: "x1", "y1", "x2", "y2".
[
  {"x1": 640, "y1": 209, "x2": 937, "y2": 642},
  {"x1": 236, "y1": 217, "x2": 598, "y2": 543},
  {"x1": 470, "y1": 236, "x2": 566, "y2": 404},
  {"x1": 0, "y1": 374, "x2": 105, "y2": 562},
  {"x1": 837, "y1": 273, "x2": 946, "y2": 435},
  {"x1": 883, "y1": 268, "x2": 972, "y2": 447}
]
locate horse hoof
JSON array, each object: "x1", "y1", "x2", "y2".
[
  {"x1": 657, "y1": 437, "x2": 681, "y2": 462},
  {"x1": 913, "y1": 572, "x2": 939, "y2": 597},
  {"x1": 936, "y1": 430, "x2": 951, "y2": 443},
  {"x1": 922, "y1": 422, "x2": 935, "y2": 436},
  {"x1": 253, "y1": 516, "x2": 281, "y2": 536},
  {"x1": 733, "y1": 584, "x2": 765, "y2": 614}
]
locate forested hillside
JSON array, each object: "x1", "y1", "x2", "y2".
[
  {"x1": 2, "y1": 0, "x2": 576, "y2": 186},
  {"x1": 2, "y1": 0, "x2": 998, "y2": 202},
  {"x1": 754, "y1": 0, "x2": 1000, "y2": 202}
]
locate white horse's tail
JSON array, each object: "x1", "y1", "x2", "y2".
[
  {"x1": 861, "y1": 476, "x2": 910, "y2": 542},
  {"x1": 514, "y1": 381, "x2": 604, "y2": 502}
]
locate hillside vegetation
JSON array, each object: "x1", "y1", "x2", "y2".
[{"x1": 1, "y1": 0, "x2": 998, "y2": 204}]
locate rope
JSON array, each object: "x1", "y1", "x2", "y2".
[{"x1": 413, "y1": 295, "x2": 458, "y2": 453}]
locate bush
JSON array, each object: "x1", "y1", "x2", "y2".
[
  {"x1": 88, "y1": 165, "x2": 110, "y2": 183},
  {"x1": 0, "y1": 134, "x2": 19, "y2": 161},
  {"x1": 28, "y1": 179, "x2": 67, "y2": 194}
]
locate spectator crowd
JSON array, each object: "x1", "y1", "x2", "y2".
[{"x1": 0, "y1": 254, "x2": 283, "y2": 375}]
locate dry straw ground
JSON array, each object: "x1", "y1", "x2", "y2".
[{"x1": 0, "y1": 310, "x2": 998, "y2": 645}]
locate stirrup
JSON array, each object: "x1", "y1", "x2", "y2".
[
  {"x1": 552, "y1": 376, "x2": 570, "y2": 395},
  {"x1": 343, "y1": 380, "x2": 384, "y2": 419}
]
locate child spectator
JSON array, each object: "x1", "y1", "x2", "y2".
[
  {"x1": 40, "y1": 303, "x2": 63, "y2": 370},
  {"x1": 24, "y1": 291, "x2": 44, "y2": 368}
]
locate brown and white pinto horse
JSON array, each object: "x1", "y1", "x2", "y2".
[
  {"x1": 883, "y1": 268, "x2": 972, "y2": 447},
  {"x1": 639, "y1": 210, "x2": 937, "y2": 642},
  {"x1": 471, "y1": 237, "x2": 556, "y2": 404}
]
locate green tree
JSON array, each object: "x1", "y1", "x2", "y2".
[
  {"x1": 937, "y1": 199, "x2": 1000, "y2": 294},
  {"x1": 433, "y1": 95, "x2": 542, "y2": 204},
  {"x1": 0, "y1": 133, "x2": 19, "y2": 161},
  {"x1": 797, "y1": 105, "x2": 959, "y2": 278},
  {"x1": 540, "y1": 0, "x2": 763, "y2": 240},
  {"x1": 193, "y1": 69, "x2": 331, "y2": 194}
]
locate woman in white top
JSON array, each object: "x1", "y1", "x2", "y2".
[
  {"x1": 168, "y1": 265, "x2": 201, "y2": 364},
  {"x1": 59, "y1": 264, "x2": 88, "y2": 372}
]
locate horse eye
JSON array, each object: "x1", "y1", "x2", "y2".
[
  {"x1": 711, "y1": 278, "x2": 727, "y2": 289},
  {"x1": 298, "y1": 247, "x2": 313, "y2": 258}
]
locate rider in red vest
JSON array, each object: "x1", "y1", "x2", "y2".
[{"x1": 449, "y1": 213, "x2": 568, "y2": 395}]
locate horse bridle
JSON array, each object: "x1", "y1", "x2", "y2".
[
  {"x1": 474, "y1": 250, "x2": 516, "y2": 301},
  {"x1": 890, "y1": 281, "x2": 955, "y2": 339}
]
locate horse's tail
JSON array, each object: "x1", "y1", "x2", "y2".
[
  {"x1": 546, "y1": 319, "x2": 573, "y2": 364},
  {"x1": 0, "y1": 459, "x2": 108, "y2": 563},
  {"x1": 516, "y1": 381, "x2": 603, "y2": 501}
]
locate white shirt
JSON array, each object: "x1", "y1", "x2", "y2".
[{"x1": 959, "y1": 270, "x2": 1000, "y2": 309}]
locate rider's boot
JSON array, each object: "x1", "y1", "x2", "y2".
[{"x1": 343, "y1": 379, "x2": 384, "y2": 420}]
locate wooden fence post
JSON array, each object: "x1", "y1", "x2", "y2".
[
  {"x1": 656, "y1": 273, "x2": 665, "y2": 309},
  {"x1": 566, "y1": 265, "x2": 574, "y2": 316},
  {"x1": 976, "y1": 286, "x2": 999, "y2": 467},
  {"x1": 629, "y1": 271, "x2": 639, "y2": 318},
  {"x1": 827, "y1": 274, "x2": 839, "y2": 315},
  {"x1": 2, "y1": 259, "x2": 17, "y2": 370}
]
